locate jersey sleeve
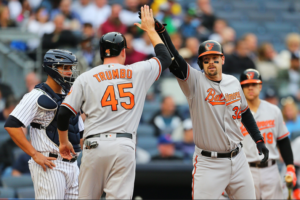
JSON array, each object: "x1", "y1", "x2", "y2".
[
  {"x1": 61, "y1": 77, "x2": 84, "y2": 115},
  {"x1": 239, "y1": 86, "x2": 248, "y2": 113},
  {"x1": 276, "y1": 108, "x2": 290, "y2": 140},
  {"x1": 176, "y1": 65, "x2": 198, "y2": 99},
  {"x1": 131, "y1": 57, "x2": 162, "y2": 90},
  {"x1": 78, "y1": 115, "x2": 84, "y2": 132},
  {"x1": 10, "y1": 90, "x2": 41, "y2": 127}
]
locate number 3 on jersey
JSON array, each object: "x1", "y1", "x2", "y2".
[
  {"x1": 232, "y1": 106, "x2": 241, "y2": 119},
  {"x1": 101, "y1": 83, "x2": 135, "y2": 111}
]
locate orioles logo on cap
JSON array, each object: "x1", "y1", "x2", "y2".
[
  {"x1": 246, "y1": 72, "x2": 255, "y2": 79},
  {"x1": 205, "y1": 43, "x2": 214, "y2": 51},
  {"x1": 105, "y1": 49, "x2": 110, "y2": 56}
]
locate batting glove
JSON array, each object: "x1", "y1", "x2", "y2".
[
  {"x1": 138, "y1": 11, "x2": 167, "y2": 33},
  {"x1": 256, "y1": 140, "x2": 269, "y2": 164},
  {"x1": 286, "y1": 165, "x2": 297, "y2": 187}
]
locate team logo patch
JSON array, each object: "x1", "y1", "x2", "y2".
[
  {"x1": 246, "y1": 72, "x2": 255, "y2": 79},
  {"x1": 105, "y1": 49, "x2": 110, "y2": 56},
  {"x1": 205, "y1": 43, "x2": 214, "y2": 51}
]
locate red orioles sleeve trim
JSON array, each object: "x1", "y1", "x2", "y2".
[
  {"x1": 183, "y1": 64, "x2": 190, "y2": 81},
  {"x1": 61, "y1": 103, "x2": 77, "y2": 115},
  {"x1": 241, "y1": 106, "x2": 248, "y2": 113},
  {"x1": 277, "y1": 132, "x2": 290, "y2": 140},
  {"x1": 256, "y1": 140, "x2": 263, "y2": 144},
  {"x1": 152, "y1": 57, "x2": 162, "y2": 81},
  {"x1": 192, "y1": 155, "x2": 198, "y2": 200}
]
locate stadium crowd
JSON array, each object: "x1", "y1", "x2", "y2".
[{"x1": 0, "y1": 0, "x2": 300, "y2": 194}]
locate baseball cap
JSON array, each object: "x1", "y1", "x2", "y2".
[
  {"x1": 158, "y1": 134, "x2": 173, "y2": 144},
  {"x1": 183, "y1": 118, "x2": 193, "y2": 131}
]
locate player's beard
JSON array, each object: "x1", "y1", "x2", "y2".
[{"x1": 205, "y1": 67, "x2": 218, "y2": 77}]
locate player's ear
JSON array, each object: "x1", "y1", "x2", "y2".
[
  {"x1": 121, "y1": 49, "x2": 126, "y2": 58},
  {"x1": 221, "y1": 55, "x2": 225, "y2": 65}
]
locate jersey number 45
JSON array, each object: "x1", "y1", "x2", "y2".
[{"x1": 101, "y1": 83, "x2": 135, "y2": 111}]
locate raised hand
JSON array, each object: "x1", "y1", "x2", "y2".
[{"x1": 134, "y1": 5, "x2": 155, "y2": 32}]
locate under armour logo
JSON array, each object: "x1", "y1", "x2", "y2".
[{"x1": 105, "y1": 49, "x2": 110, "y2": 56}]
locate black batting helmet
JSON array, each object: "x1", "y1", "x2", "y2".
[
  {"x1": 240, "y1": 69, "x2": 262, "y2": 85},
  {"x1": 43, "y1": 49, "x2": 79, "y2": 92},
  {"x1": 197, "y1": 40, "x2": 224, "y2": 69},
  {"x1": 99, "y1": 32, "x2": 128, "y2": 61}
]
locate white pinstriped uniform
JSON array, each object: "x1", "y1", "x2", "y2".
[
  {"x1": 10, "y1": 88, "x2": 84, "y2": 199},
  {"x1": 241, "y1": 100, "x2": 289, "y2": 199}
]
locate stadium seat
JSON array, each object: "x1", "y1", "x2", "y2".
[
  {"x1": 16, "y1": 187, "x2": 35, "y2": 198},
  {"x1": 281, "y1": 12, "x2": 300, "y2": 23},
  {"x1": 217, "y1": 11, "x2": 245, "y2": 21},
  {"x1": 232, "y1": 1, "x2": 260, "y2": 11},
  {"x1": 1, "y1": 175, "x2": 33, "y2": 189},
  {"x1": 263, "y1": 1, "x2": 291, "y2": 11},
  {"x1": 0, "y1": 134, "x2": 10, "y2": 146},
  {"x1": 142, "y1": 102, "x2": 160, "y2": 123},
  {"x1": 265, "y1": 22, "x2": 295, "y2": 33},
  {"x1": 0, "y1": 187, "x2": 15, "y2": 198},
  {"x1": 137, "y1": 137, "x2": 157, "y2": 151},
  {"x1": 247, "y1": 12, "x2": 277, "y2": 22},
  {"x1": 137, "y1": 124, "x2": 155, "y2": 137}
]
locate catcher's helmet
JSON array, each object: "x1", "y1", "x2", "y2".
[
  {"x1": 99, "y1": 32, "x2": 128, "y2": 61},
  {"x1": 240, "y1": 69, "x2": 262, "y2": 85},
  {"x1": 197, "y1": 40, "x2": 224, "y2": 69},
  {"x1": 43, "y1": 49, "x2": 79, "y2": 92}
]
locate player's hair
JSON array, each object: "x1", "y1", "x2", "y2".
[{"x1": 83, "y1": 23, "x2": 93, "y2": 28}]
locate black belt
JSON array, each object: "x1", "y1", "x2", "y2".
[
  {"x1": 249, "y1": 160, "x2": 276, "y2": 168},
  {"x1": 85, "y1": 133, "x2": 132, "y2": 140},
  {"x1": 49, "y1": 153, "x2": 77, "y2": 163},
  {"x1": 201, "y1": 143, "x2": 242, "y2": 158},
  {"x1": 31, "y1": 122, "x2": 46, "y2": 129}
]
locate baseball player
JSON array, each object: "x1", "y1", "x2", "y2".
[
  {"x1": 57, "y1": 5, "x2": 172, "y2": 199},
  {"x1": 240, "y1": 69, "x2": 297, "y2": 199},
  {"x1": 4, "y1": 49, "x2": 84, "y2": 199},
  {"x1": 146, "y1": 17, "x2": 269, "y2": 199}
]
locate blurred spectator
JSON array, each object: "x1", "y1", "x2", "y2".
[
  {"x1": 11, "y1": 153, "x2": 31, "y2": 176},
  {"x1": 42, "y1": 14, "x2": 78, "y2": 50},
  {"x1": 0, "y1": 5, "x2": 16, "y2": 28},
  {"x1": 89, "y1": 0, "x2": 111, "y2": 30},
  {"x1": 264, "y1": 87, "x2": 279, "y2": 106},
  {"x1": 256, "y1": 42, "x2": 279, "y2": 81},
  {"x1": 99, "y1": 4, "x2": 127, "y2": 36},
  {"x1": 178, "y1": 48, "x2": 193, "y2": 66},
  {"x1": 119, "y1": 0, "x2": 140, "y2": 26},
  {"x1": 179, "y1": 7, "x2": 199, "y2": 39},
  {"x1": 175, "y1": 118, "x2": 194, "y2": 161},
  {"x1": 0, "y1": 138, "x2": 18, "y2": 173},
  {"x1": 25, "y1": 72, "x2": 41, "y2": 92},
  {"x1": 155, "y1": 2, "x2": 180, "y2": 34},
  {"x1": 50, "y1": 0, "x2": 82, "y2": 31},
  {"x1": 132, "y1": 32, "x2": 155, "y2": 57},
  {"x1": 221, "y1": 27, "x2": 236, "y2": 55},
  {"x1": 8, "y1": 0, "x2": 22, "y2": 20},
  {"x1": 276, "y1": 33, "x2": 300, "y2": 69},
  {"x1": 185, "y1": 37, "x2": 200, "y2": 70},
  {"x1": 281, "y1": 97, "x2": 300, "y2": 141},
  {"x1": 71, "y1": 0, "x2": 94, "y2": 24},
  {"x1": 170, "y1": 33, "x2": 183, "y2": 50},
  {"x1": 124, "y1": 33, "x2": 147, "y2": 65},
  {"x1": 243, "y1": 33, "x2": 258, "y2": 61},
  {"x1": 16, "y1": 0, "x2": 31, "y2": 26},
  {"x1": 208, "y1": 18, "x2": 227, "y2": 43},
  {"x1": 0, "y1": 96, "x2": 18, "y2": 121},
  {"x1": 151, "y1": 134, "x2": 183, "y2": 161},
  {"x1": 223, "y1": 39, "x2": 256, "y2": 77},
  {"x1": 197, "y1": 0, "x2": 216, "y2": 32},
  {"x1": 150, "y1": 96, "x2": 183, "y2": 137},
  {"x1": 278, "y1": 53, "x2": 300, "y2": 101},
  {"x1": 76, "y1": 36, "x2": 101, "y2": 72},
  {"x1": 27, "y1": 7, "x2": 55, "y2": 50},
  {"x1": 27, "y1": 0, "x2": 42, "y2": 10},
  {"x1": 136, "y1": 146, "x2": 151, "y2": 164}
]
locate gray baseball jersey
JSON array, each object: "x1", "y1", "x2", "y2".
[
  {"x1": 178, "y1": 66, "x2": 248, "y2": 152},
  {"x1": 241, "y1": 100, "x2": 289, "y2": 162},
  {"x1": 62, "y1": 58, "x2": 162, "y2": 143}
]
